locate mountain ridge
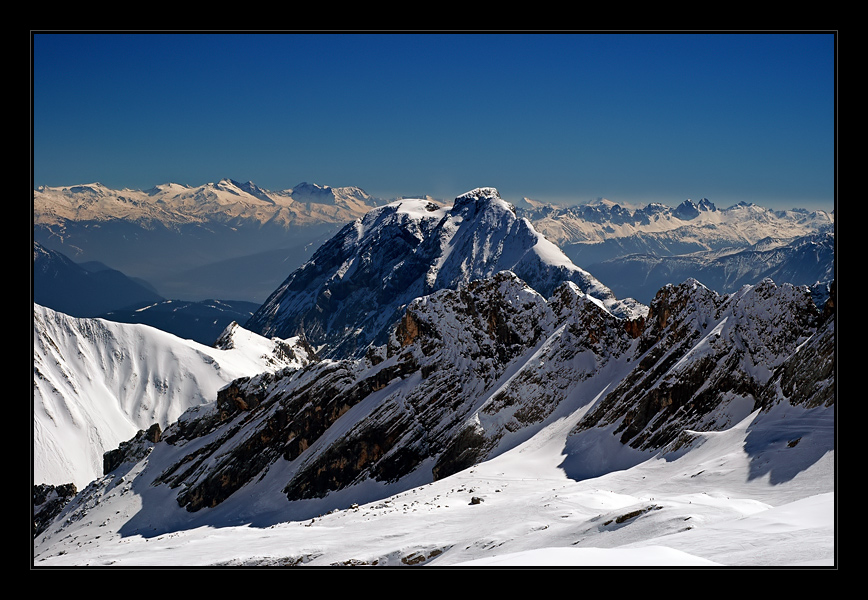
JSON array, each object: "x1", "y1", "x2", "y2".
[
  {"x1": 521, "y1": 196, "x2": 833, "y2": 248},
  {"x1": 34, "y1": 180, "x2": 834, "y2": 305},
  {"x1": 33, "y1": 303, "x2": 319, "y2": 488},
  {"x1": 34, "y1": 179, "x2": 381, "y2": 228},
  {"x1": 32, "y1": 267, "x2": 834, "y2": 565},
  {"x1": 33, "y1": 241, "x2": 164, "y2": 317},
  {"x1": 245, "y1": 187, "x2": 647, "y2": 359},
  {"x1": 589, "y1": 231, "x2": 835, "y2": 304}
]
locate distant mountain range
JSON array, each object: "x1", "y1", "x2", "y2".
[
  {"x1": 587, "y1": 231, "x2": 835, "y2": 305},
  {"x1": 522, "y1": 196, "x2": 832, "y2": 252},
  {"x1": 33, "y1": 242, "x2": 162, "y2": 317},
  {"x1": 33, "y1": 180, "x2": 386, "y2": 302},
  {"x1": 34, "y1": 241, "x2": 259, "y2": 345},
  {"x1": 518, "y1": 197, "x2": 834, "y2": 304},
  {"x1": 34, "y1": 180, "x2": 834, "y2": 307},
  {"x1": 97, "y1": 299, "x2": 262, "y2": 346},
  {"x1": 33, "y1": 179, "x2": 381, "y2": 228}
]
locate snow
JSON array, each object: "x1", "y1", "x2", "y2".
[
  {"x1": 34, "y1": 179, "x2": 378, "y2": 229},
  {"x1": 32, "y1": 399, "x2": 835, "y2": 567},
  {"x1": 525, "y1": 220, "x2": 578, "y2": 270},
  {"x1": 393, "y1": 197, "x2": 450, "y2": 221},
  {"x1": 33, "y1": 305, "x2": 315, "y2": 488},
  {"x1": 32, "y1": 186, "x2": 835, "y2": 568},
  {"x1": 455, "y1": 546, "x2": 720, "y2": 567}
]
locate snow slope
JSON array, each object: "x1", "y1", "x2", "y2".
[
  {"x1": 33, "y1": 305, "x2": 317, "y2": 488},
  {"x1": 32, "y1": 400, "x2": 834, "y2": 567},
  {"x1": 32, "y1": 275, "x2": 835, "y2": 567}
]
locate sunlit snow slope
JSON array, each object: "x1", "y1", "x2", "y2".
[{"x1": 33, "y1": 305, "x2": 316, "y2": 488}]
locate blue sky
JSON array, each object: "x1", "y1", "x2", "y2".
[{"x1": 32, "y1": 32, "x2": 835, "y2": 211}]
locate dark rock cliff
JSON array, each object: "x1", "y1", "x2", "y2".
[
  {"x1": 572, "y1": 278, "x2": 830, "y2": 451},
  {"x1": 101, "y1": 273, "x2": 832, "y2": 517}
]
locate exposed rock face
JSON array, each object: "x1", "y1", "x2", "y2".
[
  {"x1": 157, "y1": 353, "x2": 424, "y2": 510},
  {"x1": 158, "y1": 271, "x2": 629, "y2": 509},
  {"x1": 99, "y1": 272, "x2": 831, "y2": 518},
  {"x1": 245, "y1": 188, "x2": 646, "y2": 359},
  {"x1": 440, "y1": 280, "x2": 640, "y2": 475},
  {"x1": 572, "y1": 278, "x2": 829, "y2": 451},
  {"x1": 33, "y1": 483, "x2": 77, "y2": 537},
  {"x1": 103, "y1": 424, "x2": 162, "y2": 476},
  {"x1": 758, "y1": 291, "x2": 835, "y2": 410}
]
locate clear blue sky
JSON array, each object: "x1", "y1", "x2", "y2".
[{"x1": 32, "y1": 32, "x2": 836, "y2": 211}]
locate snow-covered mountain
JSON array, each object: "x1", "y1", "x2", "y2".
[
  {"x1": 245, "y1": 187, "x2": 647, "y2": 359},
  {"x1": 31, "y1": 182, "x2": 836, "y2": 567},
  {"x1": 522, "y1": 197, "x2": 833, "y2": 254},
  {"x1": 33, "y1": 304, "x2": 319, "y2": 489},
  {"x1": 33, "y1": 179, "x2": 379, "y2": 228},
  {"x1": 34, "y1": 181, "x2": 834, "y2": 305},
  {"x1": 517, "y1": 197, "x2": 834, "y2": 305},
  {"x1": 33, "y1": 180, "x2": 383, "y2": 302},
  {"x1": 32, "y1": 269, "x2": 834, "y2": 566}
]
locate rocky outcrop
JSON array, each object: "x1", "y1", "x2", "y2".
[
  {"x1": 451, "y1": 280, "x2": 639, "y2": 463},
  {"x1": 156, "y1": 272, "x2": 583, "y2": 508},
  {"x1": 573, "y1": 278, "x2": 828, "y2": 451},
  {"x1": 105, "y1": 272, "x2": 831, "y2": 518},
  {"x1": 758, "y1": 287, "x2": 835, "y2": 410},
  {"x1": 282, "y1": 273, "x2": 561, "y2": 496},
  {"x1": 33, "y1": 483, "x2": 77, "y2": 537},
  {"x1": 103, "y1": 424, "x2": 162, "y2": 476}
]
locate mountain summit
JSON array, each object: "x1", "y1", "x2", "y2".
[{"x1": 245, "y1": 187, "x2": 647, "y2": 358}]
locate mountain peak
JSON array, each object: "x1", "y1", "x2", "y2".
[
  {"x1": 696, "y1": 197, "x2": 717, "y2": 212},
  {"x1": 287, "y1": 181, "x2": 377, "y2": 206},
  {"x1": 246, "y1": 186, "x2": 645, "y2": 357},
  {"x1": 290, "y1": 182, "x2": 334, "y2": 202},
  {"x1": 64, "y1": 183, "x2": 109, "y2": 197},
  {"x1": 455, "y1": 187, "x2": 500, "y2": 202},
  {"x1": 293, "y1": 181, "x2": 330, "y2": 192},
  {"x1": 673, "y1": 199, "x2": 700, "y2": 220},
  {"x1": 452, "y1": 187, "x2": 516, "y2": 218},
  {"x1": 671, "y1": 198, "x2": 715, "y2": 220}
]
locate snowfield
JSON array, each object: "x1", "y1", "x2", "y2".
[
  {"x1": 33, "y1": 305, "x2": 317, "y2": 489},
  {"x1": 33, "y1": 400, "x2": 834, "y2": 567}
]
